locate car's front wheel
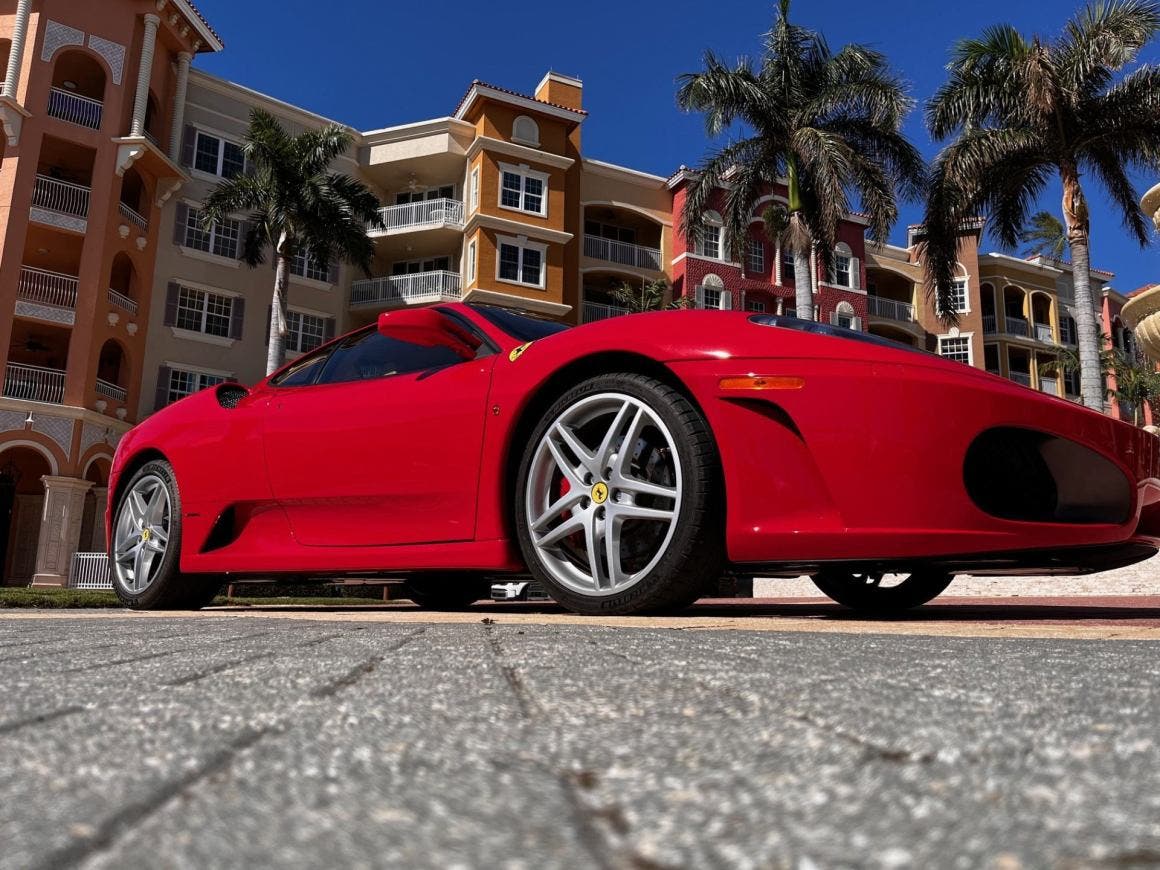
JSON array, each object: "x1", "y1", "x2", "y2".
[
  {"x1": 514, "y1": 373, "x2": 722, "y2": 615},
  {"x1": 810, "y1": 570, "x2": 954, "y2": 614},
  {"x1": 111, "y1": 459, "x2": 220, "y2": 609}
]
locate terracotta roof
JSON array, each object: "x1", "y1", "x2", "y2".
[
  {"x1": 1129, "y1": 283, "x2": 1159, "y2": 297},
  {"x1": 182, "y1": 0, "x2": 222, "y2": 46},
  {"x1": 453, "y1": 79, "x2": 588, "y2": 118},
  {"x1": 1025, "y1": 254, "x2": 1115, "y2": 279}
]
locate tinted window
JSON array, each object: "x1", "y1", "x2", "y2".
[
  {"x1": 748, "y1": 314, "x2": 926, "y2": 354},
  {"x1": 469, "y1": 304, "x2": 569, "y2": 342},
  {"x1": 270, "y1": 345, "x2": 333, "y2": 387},
  {"x1": 316, "y1": 328, "x2": 465, "y2": 385}
]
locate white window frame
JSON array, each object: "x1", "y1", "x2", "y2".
[
  {"x1": 938, "y1": 275, "x2": 971, "y2": 316},
  {"x1": 165, "y1": 365, "x2": 229, "y2": 406},
  {"x1": 747, "y1": 238, "x2": 765, "y2": 274},
  {"x1": 192, "y1": 129, "x2": 247, "y2": 179},
  {"x1": 497, "y1": 162, "x2": 549, "y2": 217},
  {"x1": 466, "y1": 240, "x2": 477, "y2": 283},
  {"x1": 469, "y1": 168, "x2": 480, "y2": 213},
  {"x1": 696, "y1": 211, "x2": 724, "y2": 260},
  {"x1": 175, "y1": 284, "x2": 235, "y2": 338},
  {"x1": 495, "y1": 234, "x2": 547, "y2": 289},
  {"x1": 182, "y1": 206, "x2": 241, "y2": 260},
  {"x1": 289, "y1": 247, "x2": 330, "y2": 284},
  {"x1": 285, "y1": 309, "x2": 328, "y2": 355},
  {"x1": 937, "y1": 333, "x2": 974, "y2": 366}
]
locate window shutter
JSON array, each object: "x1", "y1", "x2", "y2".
[
  {"x1": 164, "y1": 282, "x2": 180, "y2": 327},
  {"x1": 850, "y1": 257, "x2": 860, "y2": 290},
  {"x1": 236, "y1": 220, "x2": 250, "y2": 260},
  {"x1": 173, "y1": 202, "x2": 188, "y2": 246},
  {"x1": 264, "y1": 305, "x2": 272, "y2": 345},
  {"x1": 829, "y1": 311, "x2": 839, "y2": 326},
  {"x1": 154, "y1": 366, "x2": 171, "y2": 412},
  {"x1": 720, "y1": 290, "x2": 733, "y2": 310},
  {"x1": 694, "y1": 285, "x2": 705, "y2": 309},
  {"x1": 852, "y1": 316, "x2": 862, "y2": 331},
  {"x1": 180, "y1": 125, "x2": 195, "y2": 168},
  {"x1": 323, "y1": 317, "x2": 336, "y2": 342},
  {"x1": 229, "y1": 297, "x2": 245, "y2": 340}
]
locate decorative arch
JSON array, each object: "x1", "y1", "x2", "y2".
[
  {"x1": 702, "y1": 273, "x2": 725, "y2": 289},
  {"x1": 81, "y1": 452, "x2": 112, "y2": 484},
  {"x1": 48, "y1": 47, "x2": 108, "y2": 104},
  {"x1": 581, "y1": 201, "x2": 670, "y2": 227},
  {"x1": 512, "y1": 115, "x2": 540, "y2": 147},
  {"x1": 836, "y1": 300, "x2": 856, "y2": 316},
  {"x1": 0, "y1": 438, "x2": 61, "y2": 477},
  {"x1": 97, "y1": 338, "x2": 129, "y2": 388}
]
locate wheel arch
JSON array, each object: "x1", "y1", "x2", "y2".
[
  {"x1": 499, "y1": 350, "x2": 723, "y2": 543},
  {"x1": 111, "y1": 447, "x2": 170, "y2": 518}
]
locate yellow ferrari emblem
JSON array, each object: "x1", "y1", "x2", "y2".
[
  {"x1": 508, "y1": 341, "x2": 533, "y2": 362},
  {"x1": 141, "y1": 528, "x2": 151, "y2": 542},
  {"x1": 590, "y1": 482, "x2": 609, "y2": 505}
]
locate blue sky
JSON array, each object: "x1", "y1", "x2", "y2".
[{"x1": 192, "y1": 0, "x2": 1160, "y2": 292}]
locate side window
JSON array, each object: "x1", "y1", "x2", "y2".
[
  {"x1": 316, "y1": 329, "x2": 466, "y2": 385},
  {"x1": 270, "y1": 346, "x2": 332, "y2": 387}
]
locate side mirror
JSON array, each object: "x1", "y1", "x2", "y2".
[{"x1": 377, "y1": 308, "x2": 482, "y2": 361}]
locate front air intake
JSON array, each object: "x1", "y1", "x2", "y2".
[
  {"x1": 963, "y1": 427, "x2": 1131, "y2": 525},
  {"x1": 215, "y1": 384, "x2": 248, "y2": 409}
]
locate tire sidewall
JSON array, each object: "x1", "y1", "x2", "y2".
[
  {"x1": 111, "y1": 459, "x2": 184, "y2": 609},
  {"x1": 514, "y1": 373, "x2": 717, "y2": 614}
]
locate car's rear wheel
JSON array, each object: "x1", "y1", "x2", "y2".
[
  {"x1": 810, "y1": 570, "x2": 954, "y2": 613},
  {"x1": 403, "y1": 574, "x2": 491, "y2": 610},
  {"x1": 514, "y1": 373, "x2": 722, "y2": 615},
  {"x1": 111, "y1": 459, "x2": 221, "y2": 609}
]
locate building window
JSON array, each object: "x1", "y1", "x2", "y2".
[
  {"x1": 469, "y1": 169, "x2": 479, "y2": 213},
  {"x1": 746, "y1": 299, "x2": 766, "y2": 312},
  {"x1": 829, "y1": 243, "x2": 857, "y2": 288},
  {"x1": 497, "y1": 238, "x2": 546, "y2": 288},
  {"x1": 834, "y1": 255, "x2": 851, "y2": 287},
  {"x1": 747, "y1": 239, "x2": 765, "y2": 274},
  {"x1": 167, "y1": 367, "x2": 227, "y2": 405},
  {"x1": 467, "y1": 240, "x2": 477, "y2": 282},
  {"x1": 939, "y1": 279, "x2": 969, "y2": 315},
  {"x1": 512, "y1": 115, "x2": 540, "y2": 147},
  {"x1": 938, "y1": 335, "x2": 971, "y2": 365},
  {"x1": 286, "y1": 310, "x2": 326, "y2": 354},
  {"x1": 290, "y1": 247, "x2": 329, "y2": 283},
  {"x1": 585, "y1": 219, "x2": 636, "y2": 245},
  {"x1": 193, "y1": 131, "x2": 246, "y2": 179},
  {"x1": 391, "y1": 256, "x2": 451, "y2": 275},
  {"x1": 182, "y1": 207, "x2": 240, "y2": 259},
  {"x1": 498, "y1": 164, "x2": 547, "y2": 216},
  {"x1": 834, "y1": 301, "x2": 856, "y2": 329},
  {"x1": 396, "y1": 185, "x2": 454, "y2": 204},
  {"x1": 780, "y1": 252, "x2": 795, "y2": 285},
  {"x1": 177, "y1": 285, "x2": 234, "y2": 338},
  {"x1": 1064, "y1": 369, "x2": 1080, "y2": 395},
  {"x1": 696, "y1": 213, "x2": 723, "y2": 259}
]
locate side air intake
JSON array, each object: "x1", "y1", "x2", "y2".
[
  {"x1": 963, "y1": 427, "x2": 1131, "y2": 525},
  {"x1": 216, "y1": 384, "x2": 248, "y2": 409}
]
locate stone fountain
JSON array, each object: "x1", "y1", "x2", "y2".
[{"x1": 1121, "y1": 182, "x2": 1160, "y2": 360}]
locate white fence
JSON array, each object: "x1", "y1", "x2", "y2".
[
  {"x1": 372, "y1": 198, "x2": 464, "y2": 233},
  {"x1": 118, "y1": 201, "x2": 148, "y2": 231},
  {"x1": 69, "y1": 552, "x2": 112, "y2": 590},
  {"x1": 18, "y1": 266, "x2": 78, "y2": 309},
  {"x1": 95, "y1": 378, "x2": 127, "y2": 402},
  {"x1": 47, "y1": 87, "x2": 103, "y2": 129},
  {"x1": 867, "y1": 295, "x2": 914, "y2": 322},
  {"x1": 1009, "y1": 371, "x2": 1032, "y2": 387},
  {"x1": 33, "y1": 174, "x2": 91, "y2": 218},
  {"x1": 107, "y1": 288, "x2": 139, "y2": 316},
  {"x1": 583, "y1": 235, "x2": 663, "y2": 271},
  {"x1": 2, "y1": 363, "x2": 66, "y2": 404},
  {"x1": 350, "y1": 271, "x2": 461, "y2": 307},
  {"x1": 582, "y1": 301, "x2": 632, "y2": 323}
]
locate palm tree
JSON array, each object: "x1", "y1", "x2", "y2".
[
  {"x1": 202, "y1": 109, "x2": 382, "y2": 374},
  {"x1": 1112, "y1": 353, "x2": 1160, "y2": 424},
  {"x1": 921, "y1": 0, "x2": 1160, "y2": 410},
  {"x1": 676, "y1": 0, "x2": 924, "y2": 320},
  {"x1": 1020, "y1": 211, "x2": 1068, "y2": 259},
  {"x1": 608, "y1": 278, "x2": 687, "y2": 313}
]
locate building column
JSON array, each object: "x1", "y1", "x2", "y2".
[
  {"x1": 31, "y1": 476, "x2": 94, "y2": 587},
  {"x1": 2, "y1": 0, "x2": 32, "y2": 100},
  {"x1": 89, "y1": 487, "x2": 108, "y2": 552},
  {"x1": 129, "y1": 14, "x2": 161, "y2": 138},
  {"x1": 167, "y1": 52, "x2": 192, "y2": 161}
]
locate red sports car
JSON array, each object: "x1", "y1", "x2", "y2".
[{"x1": 107, "y1": 304, "x2": 1160, "y2": 615}]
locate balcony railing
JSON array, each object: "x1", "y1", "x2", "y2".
[
  {"x1": 1008, "y1": 371, "x2": 1032, "y2": 387},
  {"x1": 350, "y1": 270, "x2": 461, "y2": 308},
  {"x1": 69, "y1": 552, "x2": 112, "y2": 590},
  {"x1": 32, "y1": 174, "x2": 90, "y2": 219},
  {"x1": 1002, "y1": 315, "x2": 1031, "y2": 338},
  {"x1": 1034, "y1": 323, "x2": 1054, "y2": 343},
  {"x1": 867, "y1": 295, "x2": 914, "y2": 322},
  {"x1": 983, "y1": 315, "x2": 998, "y2": 335},
  {"x1": 2, "y1": 363, "x2": 66, "y2": 404},
  {"x1": 371, "y1": 198, "x2": 464, "y2": 234},
  {"x1": 1039, "y1": 376, "x2": 1059, "y2": 395},
  {"x1": 47, "y1": 86, "x2": 102, "y2": 130},
  {"x1": 582, "y1": 301, "x2": 632, "y2": 323},
  {"x1": 18, "y1": 266, "x2": 78, "y2": 310},
  {"x1": 118, "y1": 201, "x2": 148, "y2": 231},
  {"x1": 95, "y1": 378, "x2": 127, "y2": 402},
  {"x1": 582, "y1": 235, "x2": 663, "y2": 271},
  {"x1": 107, "y1": 288, "x2": 139, "y2": 316}
]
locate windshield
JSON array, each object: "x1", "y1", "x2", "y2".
[
  {"x1": 748, "y1": 314, "x2": 927, "y2": 355},
  {"x1": 469, "y1": 304, "x2": 570, "y2": 342}
]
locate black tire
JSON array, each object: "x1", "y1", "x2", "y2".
[
  {"x1": 514, "y1": 372, "x2": 723, "y2": 616},
  {"x1": 403, "y1": 573, "x2": 491, "y2": 610},
  {"x1": 810, "y1": 570, "x2": 954, "y2": 614},
  {"x1": 110, "y1": 459, "x2": 221, "y2": 610}
]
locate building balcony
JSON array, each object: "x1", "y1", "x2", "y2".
[
  {"x1": 31, "y1": 174, "x2": 90, "y2": 233},
  {"x1": 867, "y1": 295, "x2": 914, "y2": 322},
  {"x1": 95, "y1": 378, "x2": 127, "y2": 403},
  {"x1": 582, "y1": 301, "x2": 632, "y2": 323},
  {"x1": 2, "y1": 362, "x2": 66, "y2": 404},
  {"x1": 1008, "y1": 371, "x2": 1032, "y2": 387},
  {"x1": 368, "y1": 199, "x2": 464, "y2": 237},
  {"x1": 350, "y1": 270, "x2": 461, "y2": 309},
  {"x1": 1033, "y1": 323, "x2": 1055, "y2": 343},
  {"x1": 1039, "y1": 376, "x2": 1059, "y2": 395},
  {"x1": 16, "y1": 267, "x2": 77, "y2": 325},
  {"x1": 582, "y1": 235, "x2": 662, "y2": 272},
  {"x1": 107, "y1": 288, "x2": 139, "y2": 317},
  {"x1": 118, "y1": 201, "x2": 148, "y2": 232},
  {"x1": 47, "y1": 87, "x2": 102, "y2": 130}
]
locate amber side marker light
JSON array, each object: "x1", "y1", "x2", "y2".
[{"x1": 719, "y1": 375, "x2": 805, "y2": 391}]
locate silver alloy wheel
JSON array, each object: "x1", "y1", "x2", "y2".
[
  {"x1": 526, "y1": 391, "x2": 682, "y2": 596},
  {"x1": 112, "y1": 473, "x2": 172, "y2": 594}
]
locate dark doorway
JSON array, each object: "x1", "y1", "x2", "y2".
[{"x1": 0, "y1": 462, "x2": 19, "y2": 580}]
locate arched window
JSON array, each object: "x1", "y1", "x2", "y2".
[
  {"x1": 48, "y1": 50, "x2": 106, "y2": 130},
  {"x1": 97, "y1": 339, "x2": 126, "y2": 389},
  {"x1": 697, "y1": 273, "x2": 730, "y2": 310},
  {"x1": 512, "y1": 115, "x2": 540, "y2": 147},
  {"x1": 696, "y1": 211, "x2": 724, "y2": 260},
  {"x1": 834, "y1": 300, "x2": 856, "y2": 329},
  {"x1": 829, "y1": 242, "x2": 858, "y2": 289}
]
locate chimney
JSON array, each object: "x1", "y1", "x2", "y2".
[{"x1": 535, "y1": 71, "x2": 583, "y2": 110}]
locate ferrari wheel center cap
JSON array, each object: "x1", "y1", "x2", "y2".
[
  {"x1": 141, "y1": 528, "x2": 151, "y2": 542},
  {"x1": 590, "y1": 482, "x2": 609, "y2": 505}
]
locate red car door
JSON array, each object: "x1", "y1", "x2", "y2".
[{"x1": 261, "y1": 326, "x2": 495, "y2": 547}]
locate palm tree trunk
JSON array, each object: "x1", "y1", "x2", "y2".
[
  {"x1": 1061, "y1": 164, "x2": 1101, "y2": 411},
  {"x1": 785, "y1": 160, "x2": 815, "y2": 321},
  {"x1": 791, "y1": 247, "x2": 813, "y2": 320},
  {"x1": 267, "y1": 249, "x2": 290, "y2": 376}
]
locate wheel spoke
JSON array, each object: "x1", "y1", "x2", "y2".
[
  {"x1": 604, "y1": 513, "x2": 624, "y2": 588},
  {"x1": 553, "y1": 423, "x2": 597, "y2": 476},
  {"x1": 146, "y1": 487, "x2": 168, "y2": 525},
  {"x1": 612, "y1": 407, "x2": 649, "y2": 478},
  {"x1": 531, "y1": 490, "x2": 585, "y2": 532},
  {"x1": 594, "y1": 399, "x2": 635, "y2": 469},
  {"x1": 133, "y1": 543, "x2": 151, "y2": 588},
  {"x1": 585, "y1": 510, "x2": 608, "y2": 590},
  {"x1": 612, "y1": 475, "x2": 678, "y2": 501},
  {"x1": 534, "y1": 513, "x2": 585, "y2": 549},
  {"x1": 545, "y1": 437, "x2": 585, "y2": 488},
  {"x1": 128, "y1": 490, "x2": 148, "y2": 526},
  {"x1": 613, "y1": 503, "x2": 674, "y2": 523}
]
